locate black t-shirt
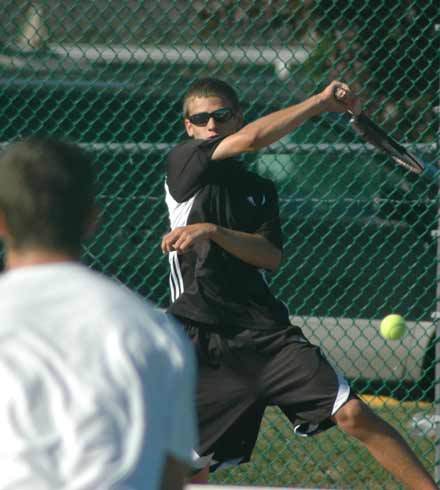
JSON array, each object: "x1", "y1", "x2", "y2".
[{"x1": 164, "y1": 136, "x2": 290, "y2": 329}]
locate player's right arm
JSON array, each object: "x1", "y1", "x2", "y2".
[{"x1": 211, "y1": 80, "x2": 360, "y2": 160}]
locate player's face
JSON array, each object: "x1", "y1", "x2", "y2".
[{"x1": 184, "y1": 96, "x2": 242, "y2": 140}]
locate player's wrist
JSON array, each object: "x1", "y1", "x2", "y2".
[
  {"x1": 310, "y1": 93, "x2": 327, "y2": 115},
  {"x1": 206, "y1": 223, "x2": 218, "y2": 239}
]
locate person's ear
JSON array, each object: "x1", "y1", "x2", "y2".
[
  {"x1": 184, "y1": 118, "x2": 194, "y2": 137},
  {"x1": 83, "y1": 206, "x2": 100, "y2": 240}
]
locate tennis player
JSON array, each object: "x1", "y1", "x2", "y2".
[
  {"x1": 162, "y1": 78, "x2": 436, "y2": 489},
  {"x1": 0, "y1": 137, "x2": 197, "y2": 490}
]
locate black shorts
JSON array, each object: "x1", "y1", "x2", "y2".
[{"x1": 182, "y1": 321, "x2": 352, "y2": 472}]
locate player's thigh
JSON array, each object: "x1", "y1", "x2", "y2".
[
  {"x1": 260, "y1": 336, "x2": 351, "y2": 435},
  {"x1": 200, "y1": 401, "x2": 266, "y2": 471},
  {"x1": 185, "y1": 323, "x2": 263, "y2": 456}
]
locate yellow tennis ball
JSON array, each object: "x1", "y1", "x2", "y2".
[{"x1": 380, "y1": 314, "x2": 407, "y2": 340}]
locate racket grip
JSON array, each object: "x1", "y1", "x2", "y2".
[{"x1": 334, "y1": 87, "x2": 346, "y2": 101}]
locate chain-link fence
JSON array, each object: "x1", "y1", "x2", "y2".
[{"x1": 1, "y1": 1, "x2": 438, "y2": 488}]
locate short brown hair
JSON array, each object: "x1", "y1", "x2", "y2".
[
  {"x1": 0, "y1": 137, "x2": 95, "y2": 254},
  {"x1": 183, "y1": 78, "x2": 241, "y2": 117}
]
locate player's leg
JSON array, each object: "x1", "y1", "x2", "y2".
[
  {"x1": 258, "y1": 325, "x2": 436, "y2": 489},
  {"x1": 333, "y1": 398, "x2": 437, "y2": 490},
  {"x1": 182, "y1": 322, "x2": 266, "y2": 483},
  {"x1": 260, "y1": 326, "x2": 350, "y2": 439},
  {"x1": 189, "y1": 400, "x2": 265, "y2": 483}
]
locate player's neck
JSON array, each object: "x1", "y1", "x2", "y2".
[{"x1": 4, "y1": 248, "x2": 78, "y2": 271}]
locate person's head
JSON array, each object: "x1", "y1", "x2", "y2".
[
  {"x1": 0, "y1": 137, "x2": 96, "y2": 258},
  {"x1": 183, "y1": 78, "x2": 243, "y2": 140}
]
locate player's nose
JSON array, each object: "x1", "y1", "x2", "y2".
[{"x1": 206, "y1": 117, "x2": 217, "y2": 129}]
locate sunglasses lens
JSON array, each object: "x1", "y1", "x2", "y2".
[
  {"x1": 188, "y1": 108, "x2": 233, "y2": 126},
  {"x1": 213, "y1": 108, "x2": 233, "y2": 122},
  {"x1": 189, "y1": 113, "x2": 210, "y2": 126}
]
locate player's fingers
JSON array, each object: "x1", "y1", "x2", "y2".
[
  {"x1": 174, "y1": 234, "x2": 192, "y2": 252},
  {"x1": 161, "y1": 231, "x2": 180, "y2": 253},
  {"x1": 333, "y1": 84, "x2": 361, "y2": 115},
  {"x1": 334, "y1": 86, "x2": 346, "y2": 100},
  {"x1": 161, "y1": 235, "x2": 169, "y2": 253},
  {"x1": 320, "y1": 81, "x2": 351, "y2": 112},
  {"x1": 333, "y1": 83, "x2": 350, "y2": 102}
]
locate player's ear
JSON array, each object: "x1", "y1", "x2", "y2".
[
  {"x1": 184, "y1": 118, "x2": 194, "y2": 137},
  {"x1": 83, "y1": 205, "x2": 100, "y2": 239}
]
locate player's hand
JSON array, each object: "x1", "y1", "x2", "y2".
[
  {"x1": 318, "y1": 80, "x2": 362, "y2": 115},
  {"x1": 161, "y1": 223, "x2": 217, "y2": 254}
]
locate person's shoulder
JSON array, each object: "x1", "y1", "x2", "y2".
[
  {"x1": 167, "y1": 138, "x2": 198, "y2": 159},
  {"x1": 81, "y1": 267, "x2": 153, "y2": 316},
  {"x1": 82, "y1": 269, "x2": 191, "y2": 359},
  {"x1": 171, "y1": 136, "x2": 224, "y2": 151},
  {"x1": 167, "y1": 136, "x2": 224, "y2": 162},
  {"x1": 60, "y1": 264, "x2": 152, "y2": 319},
  {"x1": 78, "y1": 269, "x2": 189, "y2": 360}
]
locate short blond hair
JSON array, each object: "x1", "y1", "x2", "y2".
[{"x1": 183, "y1": 78, "x2": 241, "y2": 117}]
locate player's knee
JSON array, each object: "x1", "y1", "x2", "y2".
[{"x1": 334, "y1": 398, "x2": 375, "y2": 437}]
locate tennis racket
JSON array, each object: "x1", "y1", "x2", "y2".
[{"x1": 334, "y1": 87, "x2": 439, "y2": 181}]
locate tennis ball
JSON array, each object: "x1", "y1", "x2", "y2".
[{"x1": 380, "y1": 314, "x2": 407, "y2": 340}]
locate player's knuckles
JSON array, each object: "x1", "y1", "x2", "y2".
[
  {"x1": 175, "y1": 239, "x2": 187, "y2": 250},
  {"x1": 179, "y1": 231, "x2": 191, "y2": 241}
]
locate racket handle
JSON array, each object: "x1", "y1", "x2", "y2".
[{"x1": 334, "y1": 87, "x2": 345, "y2": 101}]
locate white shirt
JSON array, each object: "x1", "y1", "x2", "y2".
[{"x1": 0, "y1": 262, "x2": 197, "y2": 490}]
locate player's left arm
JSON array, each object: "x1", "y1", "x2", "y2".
[
  {"x1": 162, "y1": 224, "x2": 281, "y2": 271},
  {"x1": 161, "y1": 181, "x2": 283, "y2": 271}
]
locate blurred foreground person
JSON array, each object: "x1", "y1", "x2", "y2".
[{"x1": 0, "y1": 137, "x2": 197, "y2": 490}]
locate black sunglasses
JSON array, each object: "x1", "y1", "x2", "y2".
[{"x1": 187, "y1": 107, "x2": 234, "y2": 126}]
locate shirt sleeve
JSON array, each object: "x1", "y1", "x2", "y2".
[
  {"x1": 166, "y1": 137, "x2": 224, "y2": 202},
  {"x1": 255, "y1": 180, "x2": 284, "y2": 251}
]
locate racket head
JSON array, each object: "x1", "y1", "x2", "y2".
[{"x1": 350, "y1": 113, "x2": 425, "y2": 175}]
